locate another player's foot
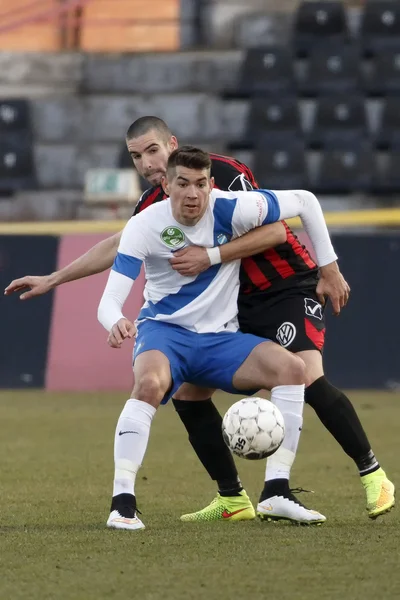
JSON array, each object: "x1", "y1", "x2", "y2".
[
  {"x1": 180, "y1": 489, "x2": 255, "y2": 522},
  {"x1": 107, "y1": 493, "x2": 145, "y2": 530},
  {"x1": 257, "y1": 479, "x2": 326, "y2": 525},
  {"x1": 361, "y1": 468, "x2": 395, "y2": 519}
]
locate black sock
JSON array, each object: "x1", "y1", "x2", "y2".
[
  {"x1": 260, "y1": 478, "x2": 289, "y2": 502},
  {"x1": 305, "y1": 377, "x2": 380, "y2": 476},
  {"x1": 172, "y1": 398, "x2": 243, "y2": 496},
  {"x1": 110, "y1": 493, "x2": 137, "y2": 517}
]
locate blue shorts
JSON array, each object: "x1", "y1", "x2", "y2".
[{"x1": 133, "y1": 320, "x2": 269, "y2": 404}]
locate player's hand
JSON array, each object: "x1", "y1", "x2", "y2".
[
  {"x1": 108, "y1": 318, "x2": 136, "y2": 349},
  {"x1": 317, "y1": 262, "x2": 350, "y2": 316},
  {"x1": 4, "y1": 274, "x2": 55, "y2": 300},
  {"x1": 169, "y1": 246, "x2": 210, "y2": 276}
]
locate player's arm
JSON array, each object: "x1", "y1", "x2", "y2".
[
  {"x1": 251, "y1": 189, "x2": 350, "y2": 313},
  {"x1": 4, "y1": 232, "x2": 122, "y2": 300},
  {"x1": 98, "y1": 218, "x2": 147, "y2": 348},
  {"x1": 169, "y1": 222, "x2": 286, "y2": 276}
]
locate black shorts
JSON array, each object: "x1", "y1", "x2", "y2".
[{"x1": 238, "y1": 289, "x2": 326, "y2": 354}]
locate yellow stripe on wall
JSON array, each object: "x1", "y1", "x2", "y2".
[{"x1": 1, "y1": 208, "x2": 400, "y2": 235}]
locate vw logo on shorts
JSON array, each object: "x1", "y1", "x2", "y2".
[{"x1": 276, "y1": 322, "x2": 296, "y2": 348}]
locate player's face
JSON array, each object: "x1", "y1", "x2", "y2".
[
  {"x1": 164, "y1": 166, "x2": 214, "y2": 226},
  {"x1": 126, "y1": 130, "x2": 178, "y2": 186}
]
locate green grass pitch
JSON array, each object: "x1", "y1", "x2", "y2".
[{"x1": 0, "y1": 390, "x2": 399, "y2": 600}]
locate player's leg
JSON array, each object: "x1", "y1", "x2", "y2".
[
  {"x1": 107, "y1": 349, "x2": 173, "y2": 531},
  {"x1": 231, "y1": 339, "x2": 326, "y2": 524},
  {"x1": 301, "y1": 350, "x2": 395, "y2": 519},
  {"x1": 173, "y1": 383, "x2": 243, "y2": 496},
  {"x1": 180, "y1": 334, "x2": 307, "y2": 524},
  {"x1": 238, "y1": 296, "x2": 327, "y2": 524},
  {"x1": 256, "y1": 291, "x2": 394, "y2": 519},
  {"x1": 174, "y1": 383, "x2": 255, "y2": 522}
]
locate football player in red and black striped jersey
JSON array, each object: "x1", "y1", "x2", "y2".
[{"x1": 6, "y1": 116, "x2": 394, "y2": 522}]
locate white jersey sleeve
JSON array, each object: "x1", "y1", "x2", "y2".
[
  {"x1": 231, "y1": 189, "x2": 337, "y2": 267},
  {"x1": 271, "y1": 189, "x2": 337, "y2": 267},
  {"x1": 98, "y1": 215, "x2": 148, "y2": 332},
  {"x1": 231, "y1": 189, "x2": 279, "y2": 235}
]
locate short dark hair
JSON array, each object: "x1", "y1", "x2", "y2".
[
  {"x1": 126, "y1": 116, "x2": 172, "y2": 141},
  {"x1": 167, "y1": 145, "x2": 212, "y2": 176}
]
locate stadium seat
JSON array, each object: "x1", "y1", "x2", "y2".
[
  {"x1": 371, "y1": 151, "x2": 400, "y2": 193},
  {"x1": 253, "y1": 140, "x2": 309, "y2": 190},
  {"x1": 308, "y1": 96, "x2": 368, "y2": 148},
  {"x1": 0, "y1": 99, "x2": 31, "y2": 133},
  {"x1": 233, "y1": 96, "x2": 301, "y2": 149},
  {"x1": 297, "y1": 43, "x2": 360, "y2": 96},
  {"x1": 375, "y1": 97, "x2": 400, "y2": 149},
  {"x1": 0, "y1": 133, "x2": 36, "y2": 193},
  {"x1": 363, "y1": 49, "x2": 400, "y2": 96},
  {"x1": 293, "y1": 1, "x2": 348, "y2": 58},
  {"x1": 361, "y1": 1, "x2": 400, "y2": 57},
  {"x1": 313, "y1": 142, "x2": 373, "y2": 193},
  {"x1": 235, "y1": 47, "x2": 294, "y2": 97}
]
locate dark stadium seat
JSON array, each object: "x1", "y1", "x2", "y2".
[
  {"x1": 308, "y1": 95, "x2": 368, "y2": 148},
  {"x1": 254, "y1": 139, "x2": 309, "y2": 190},
  {"x1": 235, "y1": 47, "x2": 294, "y2": 97},
  {"x1": 0, "y1": 99, "x2": 31, "y2": 133},
  {"x1": 293, "y1": 0, "x2": 348, "y2": 58},
  {"x1": 375, "y1": 97, "x2": 400, "y2": 149},
  {"x1": 372, "y1": 151, "x2": 400, "y2": 193},
  {"x1": 235, "y1": 96, "x2": 301, "y2": 149},
  {"x1": 297, "y1": 43, "x2": 360, "y2": 96},
  {"x1": 0, "y1": 133, "x2": 36, "y2": 193},
  {"x1": 313, "y1": 142, "x2": 373, "y2": 193},
  {"x1": 363, "y1": 48, "x2": 400, "y2": 96},
  {"x1": 361, "y1": 1, "x2": 400, "y2": 57}
]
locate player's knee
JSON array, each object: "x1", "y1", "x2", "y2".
[
  {"x1": 133, "y1": 372, "x2": 168, "y2": 405},
  {"x1": 276, "y1": 354, "x2": 306, "y2": 386}
]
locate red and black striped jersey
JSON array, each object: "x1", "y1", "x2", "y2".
[{"x1": 133, "y1": 153, "x2": 317, "y2": 295}]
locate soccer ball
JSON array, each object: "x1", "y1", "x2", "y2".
[{"x1": 222, "y1": 398, "x2": 285, "y2": 460}]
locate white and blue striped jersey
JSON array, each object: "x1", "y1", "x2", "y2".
[
  {"x1": 111, "y1": 188, "x2": 279, "y2": 334},
  {"x1": 98, "y1": 187, "x2": 337, "y2": 335}
]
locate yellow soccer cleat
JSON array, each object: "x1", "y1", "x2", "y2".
[
  {"x1": 361, "y1": 468, "x2": 395, "y2": 519},
  {"x1": 180, "y1": 490, "x2": 256, "y2": 522}
]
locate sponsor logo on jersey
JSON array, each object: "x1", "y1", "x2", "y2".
[
  {"x1": 217, "y1": 233, "x2": 231, "y2": 245},
  {"x1": 304, "y1": 298, "x2": 323, "y2": 320},
  {"x1": 276, "y1": 322, "x2": 296, "y2": 348},
  {"x1": 160, "y1": 226, "x2": 186, "y2": 248}
]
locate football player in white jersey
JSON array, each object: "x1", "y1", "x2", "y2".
[{"x1": 98, "y1": 146, "x2": 338, "y2": 530}]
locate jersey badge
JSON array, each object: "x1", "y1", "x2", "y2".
[
  {"x1": 217, "y1": 233, "x2": 232, "y2": 245},
  {"x1": 304, "y1": 298, "x2": 323, "y2": 321},
  {"x1": 160, "y1": 226, "x2": 186, "y2": 249}
]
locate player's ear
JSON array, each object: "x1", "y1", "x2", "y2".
[
  {"x1": 209, "y1": 176, "x2": 215, "y2": 191},
  {"x1": 169, "y1": 136, "x2": 178, "y2": 152},
  {"x1": 161, "y1": 175, "x2": 169, "y2": 196}
]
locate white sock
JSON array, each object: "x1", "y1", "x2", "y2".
[
  {"x1": 265, "y1": 384, "x2": 305, "y2": 482},
  {"x1": 113, "y1": 399, "x2": 156, "y2": 498}
]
